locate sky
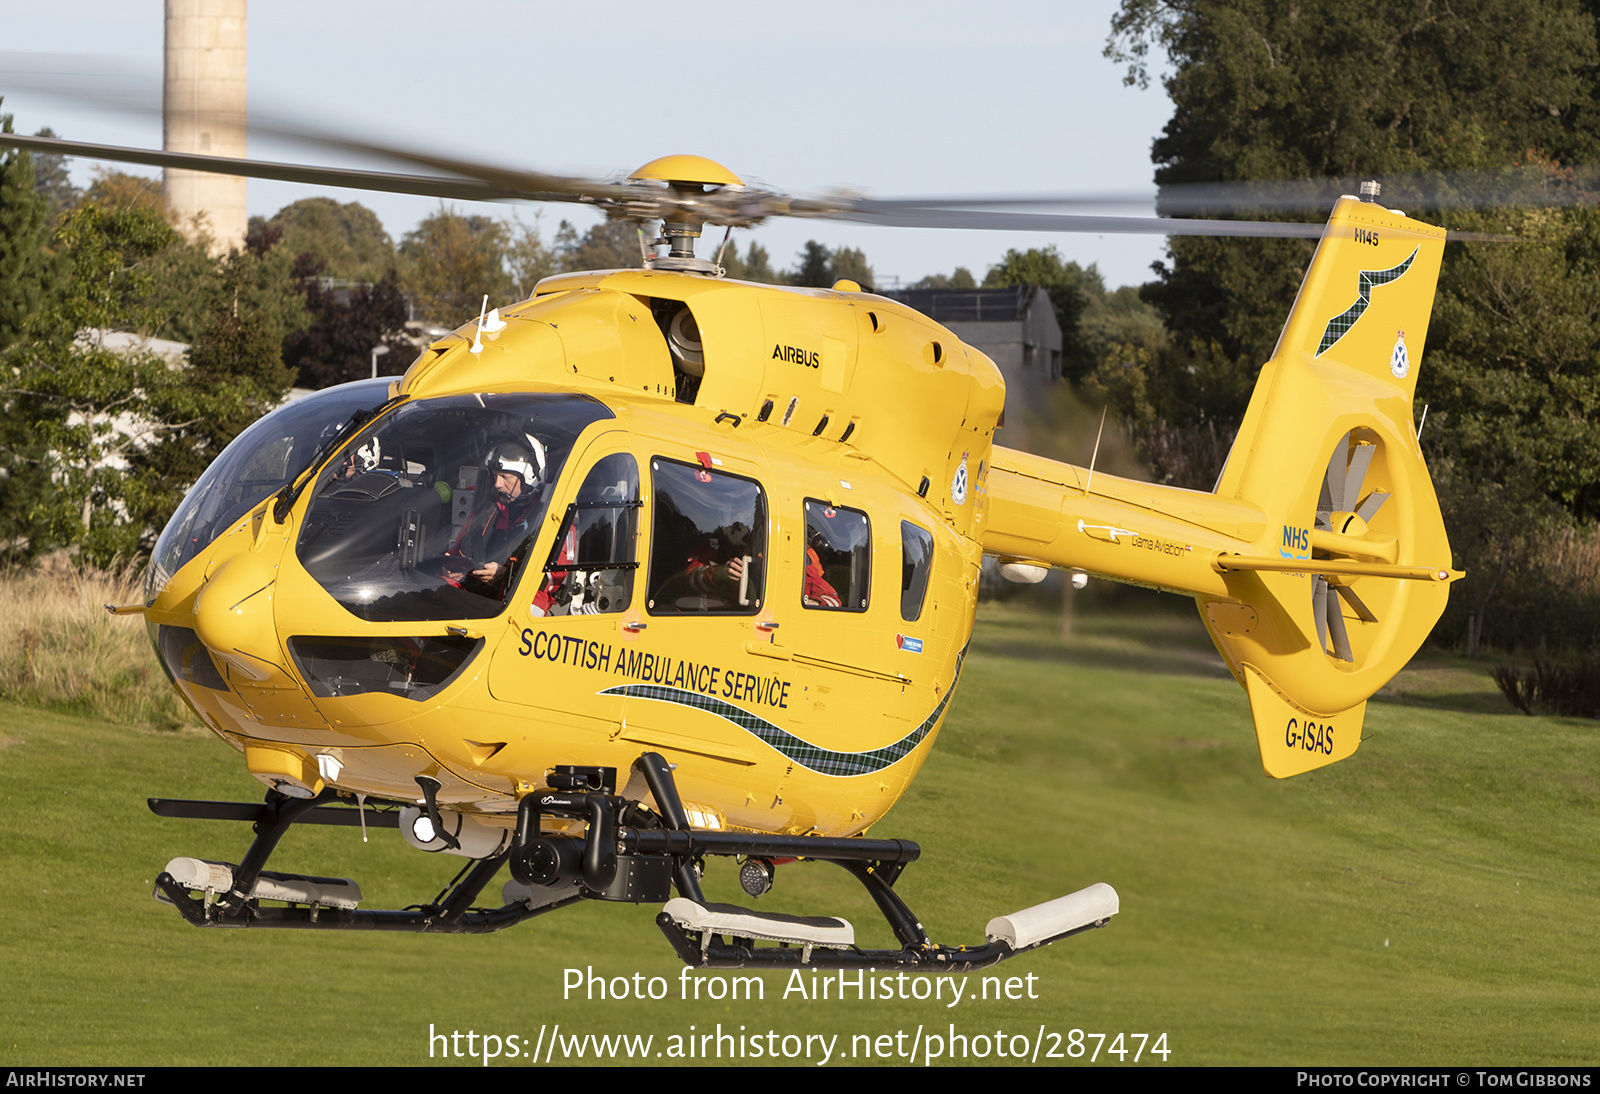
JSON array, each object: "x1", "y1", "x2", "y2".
[{"x1": 0, "y1": 0, "x2": 1178, "y2": 290}]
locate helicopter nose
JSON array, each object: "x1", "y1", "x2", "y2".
[{"x1": 192, "y1": 552, "x2": 294, "y2": 686}]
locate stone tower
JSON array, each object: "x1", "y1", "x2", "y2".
[{"x1": 163, "y1": 0, "x2": 247, "y2": 254}]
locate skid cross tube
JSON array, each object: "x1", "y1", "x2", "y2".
[
  {"x1": 226, "y1": 789, "x2": 338, "y2": 909},
  {"x1": 632, "y1": 752, "x2": 706, "y2": 902}
]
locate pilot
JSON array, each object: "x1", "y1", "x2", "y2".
[{"x1": 442, "y1": 438, "x2": 546, "y2": 595}]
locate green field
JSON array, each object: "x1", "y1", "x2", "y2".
[{"x1": 1, "y1": 602, "x2": 1594, "y2": 1066}]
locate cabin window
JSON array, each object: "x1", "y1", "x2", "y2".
[
  {"x1": 900, "y1": 521, "x2": 933, "y2": 621},
  {"x1": 803, "y1": 500, "x2": 870, "y2": 611},
  {"x1": 646, "y1": 459, "x2": 766, "y2": 614},
  {"x1": 534, "y1": 453, "x2": 641, "y2": 616}
]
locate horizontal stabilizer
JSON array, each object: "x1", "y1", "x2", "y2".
[{"x1": 985, "y1": 882, "x2": 1119, "y2": 950}]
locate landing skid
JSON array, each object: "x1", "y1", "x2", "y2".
[{"x1": 150, "y1": 752, "x2": 1117, "y2": 967}]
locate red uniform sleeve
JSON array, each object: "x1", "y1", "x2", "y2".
[
  {"x1": 804, "y1": 547, "x2": 839, "y2": 603},
  {"x1": 530, "y1": 524, "x2": 576, "y2": 616}
]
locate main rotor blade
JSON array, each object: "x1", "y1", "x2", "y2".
[
  {"x1": 0, "y1": 132, "x2": 577, "y2": 204},
  {"x1": 833, "y1": 202, "x2": 1329, "y2": 239},
  {"x1": 841, "y1": 202, "x2": 1509, "y2": 241},
  {"x1": 0, "y1": 53, "x2": 637, "y2": 200},
  {"x1": 0, "y1": 134, "x2": 1514, "y2": 240},
  {"x1": 224, "y1": 126, "x2": 642, "y2": 203},
  {"x1": 860, "y1": 167, "x2": 1600, "y2": 216},
  {"x1": 0, "y1": 51, "x2": 1536, "y2": 238},
  {"x1": 0, "y1": 133, "x2": 1347, "y2": 238}
]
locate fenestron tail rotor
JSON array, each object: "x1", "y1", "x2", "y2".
[{"x1": 1311, "y1": 430, "x2": 1394, "y2": 662}]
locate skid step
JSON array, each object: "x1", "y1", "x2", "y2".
[{"x1": 663, "y1": 898, "x2": 854, "y2": 950}]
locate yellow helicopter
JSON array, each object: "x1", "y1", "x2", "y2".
[{"x1": 4, "y1": 133, "x2": 1465, "y2": 969}]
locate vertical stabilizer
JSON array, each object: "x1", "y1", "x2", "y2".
[{"x1": 1209, "y1": 194, "x2": 1456, "y2": 777}]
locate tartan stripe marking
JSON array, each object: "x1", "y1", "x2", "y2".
[
  {"x1": 600, "y1": 644, "x2": 969, "y2": 777},
  {"x1": 1316, "y1": 247, "x2": 1418, "y2": 357}
]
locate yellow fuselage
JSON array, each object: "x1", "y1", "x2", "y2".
[{"x1": 147, "y1": 270, "x2": 1004, "y2": 838}]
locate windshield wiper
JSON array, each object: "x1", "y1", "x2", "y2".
[{"x1": 272, "y1": 395, "x2": 404, "y2": 523}]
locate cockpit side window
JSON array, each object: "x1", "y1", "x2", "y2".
[
  {"x1": 532, "y1": 453, "x2": 640, "y2": 617},
  {"x1": 646, "y1": 459, "x2": 766, "y2": 615},
  {"x1": 803, "y1": 500, "x2": 870, "y2": 611},
  {"x1": 900, "y1": 521, "x2": 934, "y2": 622}
]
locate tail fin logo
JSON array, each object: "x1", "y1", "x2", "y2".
[{"x1": 1316, "y1": 248, "x2": 1419, "y2": 357}]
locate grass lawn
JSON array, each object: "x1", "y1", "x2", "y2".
[{"x1": 0, "y1": 600, "x2": 1593, "y2": 1066}]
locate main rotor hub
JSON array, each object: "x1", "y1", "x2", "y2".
[
  {"x1": 629, "y1": 155, "x2": 744, "y2": 189},
  {"x1": 628, "y1": 156, "x2": 746, "y2": 275}
]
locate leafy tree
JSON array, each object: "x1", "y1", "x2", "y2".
[
  {"x1": 264, "y1": 197, "x2": 397, "y2": 284},
  {"x1": 555, "y1": 218, "x2": 642, "y2": 272},
  {"x1": 1107, "y1": 0, "x2": 1600, "y2": 427},
  {"x1": 127, "y1": 224, "x2": 309, "y2": 351},
  {"x1": 720, "y1": 240, "x2": 781, "y2": 283},
  {"x1": 508, "y1": 213, "x2": 559, "y2": 296},
  {"x1": 82, "y1": 169, "x2": 167, "y2": 219},
  {"x1": 1, "y1": 202, "x2": 182, "y2": 561},
  {"x1": 29, "y1": 127, "x2": 81, "y2": 224},
  {"x1": 400, "y1": 207, "x2": 514, "y2": 323},
  {"x1": 124, "y1": 253, "x2": 296, "y2": 556},
  {"x1": 0, "y1": 116, "x2": 63, "y2": 560},
  {"x1": 828, "y1": 246, "x2": 873, "y2": 288},
  {"x1": 793, "y1": 241, "x2": 833, "y2": 287},
  {"x1": 284, "y1": 266, "x2": 413, "y2": 389},
  {"x1": 0, "y1": 111, "x2": 56, "y2": 355},
  {"x1": 910, "y1": 267, "x2": 977, "y2": 289},
  {"x1": 1423, "y1": 205, "x2": 1600, "y2": 523},
  {"x1": 788, "y1": 241, "x2": 874, "y2": 289},
  {"x1": 0, "y1": 191, "x2": 302, "y2": 563}
]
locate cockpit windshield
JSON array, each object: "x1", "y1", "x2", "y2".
[
  {"x1": 146, "y1": 378, "x2": 394, "y2": 604},
  {"x1": 295, "y1": 392, "x2": 613, "y2": 622}
]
